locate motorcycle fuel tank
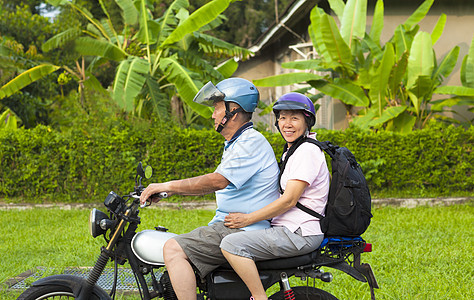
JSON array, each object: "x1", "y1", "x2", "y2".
[{"x1": 131, "y1": 230, "x2": 178, "y2": 265}]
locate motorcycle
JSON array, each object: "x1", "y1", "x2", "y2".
[{"x1": 18, "y1": 162, "x2": 379, "y2": 300}]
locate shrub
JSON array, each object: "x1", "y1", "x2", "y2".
[{"x1": 0, "y1": 123, "x2": 472, "y2": 203}]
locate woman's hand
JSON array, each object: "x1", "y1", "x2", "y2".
[{"x1": 224, "y1": 212, "x2": 252, "y2": 229}]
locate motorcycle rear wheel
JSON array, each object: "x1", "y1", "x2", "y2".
[{"x1": 269, "y1": 286, "x2": 339, "y2": 300}]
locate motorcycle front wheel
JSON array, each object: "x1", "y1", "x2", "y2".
[
  {"x1": 17, "y1": 285, "x2": 75, "y2": 300},
  {"x1": 269, "y1": 286, "x2": 339, "y2": 300},
  {"x1": 17, "y1": 284, "x2": 107, "y2": 300}
]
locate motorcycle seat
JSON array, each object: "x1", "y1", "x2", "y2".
[{"x1": 219, "y1": 236, "x2": 364, "y2": 271}]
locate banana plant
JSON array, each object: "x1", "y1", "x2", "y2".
[
  {"x1": 0, "y1": 108, "x2": 19, "y2": 130},
  {"x1": 254, "y1": 0, "x2": 473, "y2": 131},
  {"x1": 431, "y1": 35, "x2": 474, "y2": 124},
  {"x1": 43, "y1": 0, "x2": 250, "y2": 124}
]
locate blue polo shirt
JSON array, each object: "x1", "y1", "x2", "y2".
[{"x1": 210, "y1": 123, "x2": 280, "y2": 231}]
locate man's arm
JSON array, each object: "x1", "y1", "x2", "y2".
[{"x1": 140, "y1": 173, "x2": 230, "y2": 205}]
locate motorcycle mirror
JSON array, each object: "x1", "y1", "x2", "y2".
[{"x1": 144, "y1": 165, "x2": 153, "y2": 179}]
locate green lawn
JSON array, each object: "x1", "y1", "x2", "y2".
[{"x1": 0, "y1": 203, "x2": 472, "y2": 299}]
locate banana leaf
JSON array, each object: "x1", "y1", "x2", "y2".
[
  {"x1": 408, "y1": 75, "x2": 432, "y2": 114},
  {"x1": 42, "y1": 28, "x2": 82, "y2": 52},
  {"x1": 83, "y1": 71, "x2": 109, "y2": 96},
  {"x1": 407, "y1": 31, "x2": 434, "y2": 89},
  {"x1": 340, "y1": 0, "x2": 367, "y2": 48},
  {"x1": 0, "y1": 109, "x2": 18, "y2": 130},
  {"x1": 320, "y1": 14, "x2": 353, "y2": 66},
  {"x1": 311, "y1": 78, "x2": 370, "y2": 107},
  {"x1": 369, "y1": 0, "x2": 384, "y2": 45},
  {"x1": 50, "y1": 0, "x2": 110, "y2": 40},
  {"x1": 309, "y1": 7, "x2": 331, "y2": 62},
  {"x1": 434, "y1": 85, "x2": 474, "y2": 96},
  {"x1": 143, "y1": 76, "x2": 170, "y2": 120},
  {"x1": 362, "y1": 33, "x2": 383, "y2": 61},
  {"x1": 430, "y1": 13, "x2": 446, "y2": 45},
  {"x1": 0, "y1": 64, "x2": 60, "y2": 100},
  {"x1": 351, "y1": 107, "x2": 378, "y2": 129},
  {"x1": 74, "y1": 37, "x2": 127, "y2": 61},
  {"x1": 113, "y1": 57, "x2": 150, "y2": 111},
  {"x1": 403, "y1": 0, "x2": 434, "y2": 28},
  {"x1": 393, "y1": 24, "x2": 417, "y2": 60},
  {"x1": 431, "y1": 46, "x2": 459, "y2": 86},
  {"x1": 159, "y1": 56, "x2": 212, "y2": 118},
  {"x1": 254, "y1": 73, "x2": 324, "y2": 87},
  {"x1": 430, "y1": 96, "x2": 474, "y2": 111},
  {"x1": 282, "y1": 59, "x2": 326, "y2": 71},
  {"x1": 193, "y1": 32, "x2": 252, "y2": 59},
  {"x1": 388, "y1": 51, "x2": 408, "y2": 99},
  {"x1": 116, "y1": 0, "x2": 138, "y2": 26},
  {"x1": 328, "y1": 0, "x2": 345, "y2": 22},
  {"x1": 161, "y1": 0, "x2": 232, "y2": 47},
  {"x1": 216, "y1": 58, "x2": 238, "y2": 79},
  {"x1": 46, "y1": 0, "x2": 68, "y2": 5},
  {"x1": 386, "y1": 111, "x2": 416, "y2": 133},
  {"x1": 369, "y1": 43, "x2": 395, "y2": 115},
  {"x1": 462, "y1": 36, "x2": 474, "y2": 88},
  {"x1": 368, "y1": 105, "x2": 407, "y2": 127},
  {"x1": 154, "y1": 0, "x2": 188, "y2": 45},
  {"x1": 136, "y1": 0, "x2": 161, "y2": 48}
]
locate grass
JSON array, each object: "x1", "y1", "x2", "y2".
[{"x1": 0, "y1": 203, "x2": 473, "y2": 299}]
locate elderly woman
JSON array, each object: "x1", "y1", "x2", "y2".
[{"x1": 220, "y1": 92, "x2": 331, "y2": 300}]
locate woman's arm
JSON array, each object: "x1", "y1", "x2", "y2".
[{"x1": 224, "y1": 179, "x2": 308, "y2": 229}]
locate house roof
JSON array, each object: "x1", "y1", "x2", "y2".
[{"x1": 249, "y1": 0, "x2": 319, "y2": 54}]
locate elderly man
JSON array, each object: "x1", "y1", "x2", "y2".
[{"x1": 140, "y1": 78, "x2": 280, "y2": 300}]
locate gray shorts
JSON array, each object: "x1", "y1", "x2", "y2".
[
  {"x1": 173, "y1": 222, "x2": 242, "y2": 277},
  {"x1": 220, "y1": 226, "x2": 324, "y2": 261}
]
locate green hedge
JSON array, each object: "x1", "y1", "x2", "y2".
[{"x1": 0, "y1": 123, "x2": 472, "y2": 203}]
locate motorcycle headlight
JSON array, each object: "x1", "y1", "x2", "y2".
[{"x1": 89, "y1": 208, "x2": 109, "y2": 238}]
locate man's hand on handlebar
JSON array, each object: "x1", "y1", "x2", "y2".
[{"x1": 139, "y1": 183, "x2": 170, "y2": 207}]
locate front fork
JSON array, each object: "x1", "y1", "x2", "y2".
[{"x1": 77, "y1": 209, "x2": 132, "y2": 300}]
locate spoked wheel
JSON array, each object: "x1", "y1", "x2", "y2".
[
  {"x1": 269, "y1": 286, "x2": 339, "y2": 300},
  {"x1": 17, "y1": 285, "x2": 76, "y2": 300}
]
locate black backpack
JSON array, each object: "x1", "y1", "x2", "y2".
[{"x1": 278, "y1": 137, "x2": 372, "y2": 237}]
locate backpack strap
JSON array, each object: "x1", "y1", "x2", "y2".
[
  {"x1": 295, "y1": 202, "x2": 324, "y2": 219},
  {"x1": 278, "y1": 137, "x2": 336, "y2": 219}
]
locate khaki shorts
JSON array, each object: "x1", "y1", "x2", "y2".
[{"x1": 173, "y1": 222, "x2": 242, "y2": 277}]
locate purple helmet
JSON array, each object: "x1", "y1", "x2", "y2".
[{"x1": 273, "y1": 92, "x2": 316, "y2": 129}]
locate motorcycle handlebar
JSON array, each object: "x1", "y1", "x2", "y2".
[{"x1": 139, "y1": 192, "x2": 168, "y2": 208}]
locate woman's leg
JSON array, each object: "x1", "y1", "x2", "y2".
[{"x1": 221, "y1": 249, "x2": 268, "y2": 300}]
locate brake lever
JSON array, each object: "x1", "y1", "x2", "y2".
[{"x1": 140, "y1": 192, "x2": 168, "y2": 208}]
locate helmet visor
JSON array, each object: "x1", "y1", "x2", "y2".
[{"x1": 193, "y1": 81, "x2": 225, "y2": 107}]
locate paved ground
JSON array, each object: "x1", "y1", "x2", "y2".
[{"x1": 0, "y1": 196, "x2": 472, "y2": 210}]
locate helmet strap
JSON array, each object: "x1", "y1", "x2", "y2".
[{"x1": 216, "y1": 102, "x2": 244, "y2": 133}]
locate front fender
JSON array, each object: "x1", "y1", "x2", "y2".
[{"x1": 31, "y1": 274, "x2": 111, "y2": 299}]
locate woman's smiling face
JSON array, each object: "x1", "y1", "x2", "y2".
[{"x1": 277, "y1": 110, "x2": 307, "y2": 145}]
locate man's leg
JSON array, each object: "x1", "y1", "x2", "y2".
[{"x1": 164, "y1": 238, "x2": 197, "y2": 300}]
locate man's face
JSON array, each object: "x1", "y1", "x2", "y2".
[{"x1": 212, "y1": 101, "x2": 226, "y2": 132}]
